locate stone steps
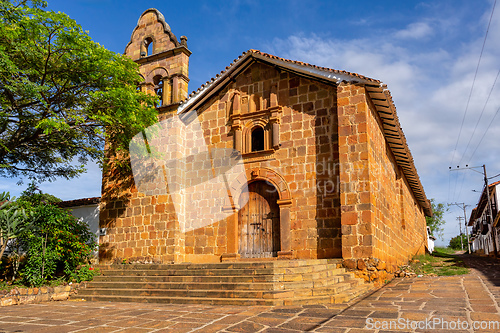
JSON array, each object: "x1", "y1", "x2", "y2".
[
  {"x1": 87, "y1": 274, "x2": 351, "y2": 290},
  {"x1": 79, "y1": 295, "x2": 282, "y2": 306},
  {"x1": 95, "y1": 268, "x2": 347, "y2": 283},
  {"x1": 96, "y1": 264, "x2": 342, "y2": 277},
  {"x1": 98, "y1": 259, "x2": 341, "y2": 270},
  {"x1": 79, "y1": 259, "x2": 372, "y2": 306},
  {"x1": 80, "y1": 284, "x2": 373, "y2": 307},
  {"x1": 81, "y1": 281, "x2": 358, "y2": 298}
]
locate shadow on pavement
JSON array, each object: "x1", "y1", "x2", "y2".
[{"x1": 460, "y1": 253, "x2": 500, "y2": 287}]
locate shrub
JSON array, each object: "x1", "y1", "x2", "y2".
[
  {"x1": 14, "y1": 186, "x2": 97, "y2": 286},
  {"x1": 22, "y1": 204, "x2": 97, "y2": 286},
  {"x1": 69, "y1": 264, "x2": 100, "y2": 283},
  {"x1": 0, "y1": 193, "x2": 28, "y2": 259}
]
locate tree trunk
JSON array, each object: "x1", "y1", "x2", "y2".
[{"x1": 0, "y1": 241, "x2": 7, "y2": 259}]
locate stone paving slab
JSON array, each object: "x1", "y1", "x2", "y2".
[{"x1": 1, "y1": 254, "x2": 500, "y2": 332}]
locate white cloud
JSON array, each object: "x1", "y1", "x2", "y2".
[{"x1": 394, "y1": 22, "x2": 434, "y2": 39}]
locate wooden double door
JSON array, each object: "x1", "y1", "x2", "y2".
[{"x1": 238, "y1": 181, "x2": 280, "y2": 258}]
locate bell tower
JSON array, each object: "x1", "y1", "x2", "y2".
[{"x1": 125, "y1": 8, "x2": 190, "y2": 111}]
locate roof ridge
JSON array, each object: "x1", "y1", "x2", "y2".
[
  {"x1": 174, "y1": 49, "x2": 430, "y2": 214},
  {"x1": 489, "y1": 180, "x2": 500, "y2": 187},
  {"x1": 180, "y1": 49, "x2": 379, "y2": 106}
]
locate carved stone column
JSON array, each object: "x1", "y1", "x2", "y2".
[
  {"x1": 142, "y1": 82, "x2": 154, "y2": 95},
  {"x1": 270, "y1": 84, "x2": 278, "y2": 107},
  {"x1": 230, "y1": 92, "x2": 242, "y2": 152},
  {"x1": 162, "y1": 76, "x2": 171, "y2": 105},
  {"x1": 234, "y1": 127, "x2": 242, "y2": 152},
  {"x1": 172, "y1": 76, "x2": 179, "y2": 103},
  {"x1": 277, "y1": 203, "x2": 293, "y2": 259},
  {"x1": 272, "y1": 122, "x2": 279, "y2": 148},
  {"x1": 221, "y1": 206, "x2": 240, "y2": 262}
]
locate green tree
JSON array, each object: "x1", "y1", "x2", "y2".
[
  {"x1": 426, "y1": 199, "x2": 448, "y2": 240},
  {"x1": 449, "y1": 234, "x2": 467, "y2": 250},
  {"x1": 0, "y1": 0, "x2": 157, "y2": 181},
  {"x1": 16, "y1": 188, "x2": 96, "y2": 286},
  {"x1": 18, "y1": 182, "x2": 61, "y2": 205},
  {"x1": 0, "y1": 192, "x2": 29, "y2": 259}
]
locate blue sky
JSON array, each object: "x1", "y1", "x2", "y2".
[{"x1": 3, "y1": 0, "x2": 500, "y2": 247}]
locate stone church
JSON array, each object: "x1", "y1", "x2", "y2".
[{"x1": 99, "y1": 8, "x2": 432, "y2": 275}]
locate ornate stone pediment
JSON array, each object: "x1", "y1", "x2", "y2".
[{"x1": 226, "y1": 85, "x2": 282, "y2": 160}]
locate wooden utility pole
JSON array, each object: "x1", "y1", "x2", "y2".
[
  {"x1": 457, "y1": 217, "x2": 464, "y2": 251},
  {"x1": 449, "y1": 165, "x2": 497, "y2": 256},
  {"x1": 452, "y1": 203, "x2": 470, "y2": 253}
]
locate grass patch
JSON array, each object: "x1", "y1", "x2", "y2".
[
  {"x1": 433, "y1": 247, "x2": 457, "y2": 255},
  {"x1": 0, "y1": 280, "x2": 14, "y2": 292},
  {"x1": 407, "y1": 247, "x2": 469, "y2": 276}
]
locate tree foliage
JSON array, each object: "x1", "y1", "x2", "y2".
[
  {"x1": 426, "y1": 199, "x2": 448, "y2": 240},
  {"x1": 20, "y1": 203, "x2": 96, "y2": 286},
  {"x1": 18, "y1": 182, "x2": 61, "y2": 205},
  {"x1": 449, "y1": 234, "x2": 467, "y2": 251},
  {"x1": 0, "y1": 0, "x2": 157, "y2": 181},
  {"x1": 0, "y1": 192, "x2": 29, "y2": 258},
  {"x1": 13, "y1": 185, "x2": 97, "y2": 286}
]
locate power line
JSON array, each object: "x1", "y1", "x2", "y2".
[
  {"x1": 488, "y1": 173, "x2": 500, "y2": 180},
  {"x1": 455, "y1": 171, "x2": 467, "y2": 202},
  {"x1": 459, "y1": 68, "x2": 500, "y2": 165},
  {"x1": 449, "y1": 0, "x2": 497, "y2": 202},
  {"x1": 451, "y1": 169, "x2": 463, "y2": 202},
  {"x1": 454, "y1": 69, "x2": 500, "y2": 201},
  {"x1": 467, "y1": 104, "x2": 500, "y2": 163},
  {"x1": 450, "y1": 0, "x2": 496, "y2": 168},
  {"x1": 449, "y1": 165, "x2": 485, "y2": 202}
]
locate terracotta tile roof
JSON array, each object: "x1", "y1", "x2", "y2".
[
  {"x1": 363, "y1": 83, "x2": 432, "y2": 215},
  {"x1": 468, "y1": 207, "x2": 478, "y2": 226},
  {"x1": 180, "y1": 49, "x2": 379, "y2": 107},
  {"x1": 178, "y1": 49, "x2": 431, "y2": 216},
  {"x1": 469, "y1": 180, "x2": 500, "y2": 224},
  {"x1": 57, "y1": 197, "x2": 101, "y2": 208},
  {"x1": 490, "y1": 180, "x2": 500, "y2": 187},
  {"x1": 246, "y1": 49, "x2": 379, "y2": 82}
]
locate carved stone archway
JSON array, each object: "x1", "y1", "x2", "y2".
[
  {"x1": 144, "y1": 67, "x2": 170, "y2": 105},
  {"x1": 221, "y1": 167, "x2": 293, "y2": 261}
]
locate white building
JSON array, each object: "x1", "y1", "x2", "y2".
[
  {"x1": 468, "y1": 181, "x2": 500, "y2": 256},
  {"x1": 426, "y1": 226, "x2": 435, "y2": 253},
  {"x1": 58, "y1": 197, "x2": 100, "y2": 261}
]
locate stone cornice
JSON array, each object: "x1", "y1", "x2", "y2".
[{"x1": 135, "y1": 46, "x2": 192, "y2": 65}]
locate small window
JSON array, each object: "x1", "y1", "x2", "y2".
[{"x1": 251, "y1": 127, "x2": 265, "y2": 152}]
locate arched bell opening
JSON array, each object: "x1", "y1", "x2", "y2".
[
  {"x1": 141, "y1": 37, "x2": 154, "y2": 57},
  {"x1": 153, "y1": 75, "x2": 164, "y2": 106}
]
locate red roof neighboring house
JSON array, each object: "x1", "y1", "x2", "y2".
[{"x1": 468, "y1": 180, "x2": 500, "y2": 226}]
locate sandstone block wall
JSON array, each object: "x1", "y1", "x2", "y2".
[
  {"x1": 100, "y1": 67, "x2": 428, "y2": 266},
  {"x1": 0, "y1": 284, "x2": 84, "y2": 307},
  {"x1": 99, "y1": 62, "x2": 343, "y2": 263},
  {"x1": 188, "y1": 62, "x2": 342, "y2": 260},
  {"x1": 125, "y1": 10, "x2": 178, "y2": 61},
  {"x1": 100, "y1": 10, "x2": 429, "y2": 266},
  {"x1": 338, "y1": 82, "x2": 427, "y2": 275}
]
